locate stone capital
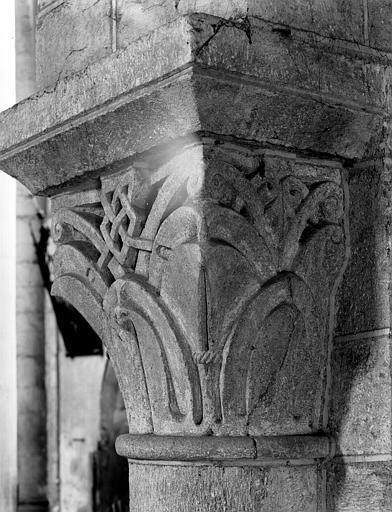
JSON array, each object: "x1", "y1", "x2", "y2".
[
  {"x1": 49, "y1": 141, "x2": 347, "y2": 438},
  {"x1": 2, "y1": 6, "x2": 386, "y2": 510}
]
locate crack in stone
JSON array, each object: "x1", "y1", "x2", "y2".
[
  {"x1": 56, "y1": 47, "x2": 88, "y2": 83},
  {"x1": 82, "y1": 0, "x2": 101, "y2": 12},
  {"x1": 195, "y1": 16, "x2": 252, "y2": 56}
]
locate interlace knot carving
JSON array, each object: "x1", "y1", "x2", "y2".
[{"x1": 99, "y1": 171, "x2": 152, "y2": 271}]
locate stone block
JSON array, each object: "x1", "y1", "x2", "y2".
[
  {"x1": 329, "y1": 336, "x2": 391, "y2": 455},
  {"x1": 248, "y1": 0, "x2": 365, "y2": 43},
  {"x1": 335, "y1": 163, "x2": 392, "y2": 335},
  {"x1": 178, "y1": 0, "x2": 248, "y2": 19},
  {"x1": 2, "y1": 15, "x2": 387, "y2": 195},
  {"x1": 17, "y1": 356, "x2": 46, "y2": 394},
  {"x1": 36, "y1": 0, "x2": 112, "y2": 87},
  {"x1": 116, "y1": 0, "x2": 249, "y2": 48},
  {"x1": 345, "y1": 164, "x2": 392, "y2": 244},
  {"x1": 335, "y1": 228, "x2": 390, "y2": 335},
  {"x1": 16, "y1": 262, "x2": 44, "y2": 288},
  {"x1": 16, "y1": 307, "x2": 45, "y2": 331},
  {"x1": 3, "y1": 71, "x2": 379, "y2": 194},
  {"x1": 59, "y1": 355, "x2": 105, "y2": 512},
  {"x1": 116, "y1": 0, "x2": 364, "y2": 47},
  {"x1": 327, "y1": 461, "x2": 392, "y2": 511},
  {"x1": 369, "y1": 0, "x2": 392, "y2": 51},
  {"x1": 117, "y1": 0, "x2": 174, "y2": 48},
  {"x1": 195, "y1": 74, "x2": 381, "y2": 160},
  {"x1": 17, "y1": 405, "x2": 47, "y2": 503},
  {"x1": 16, "y1": 244, "x2": 39, "y2": 265},
  {"x1": 17, "y1": 382, "x2": 46, "y2": 413},
  {"x1": 16, "y1": 217, "x2": 40, "y2": 263},
  {"x1": 16, "y1": 324, "x2": 46, "y2": 357},
  {"x1": 16, "y1": 285, "x2": 45, "y2": 315},
  {"x1": 128, "y1": 463, "x2": 318, "y2": 512},
  {"x1": 1, "y1": 16, "x2": 195, "y2": 155},
  {"x1": 192, "y1": 16, "x2": 391, "y2": 111}
]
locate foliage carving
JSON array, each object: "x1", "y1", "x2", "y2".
[{"x1": 52, "y1": 145, "x2": 346, "y2": 435}]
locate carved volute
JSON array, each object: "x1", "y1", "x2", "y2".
[{"x1": 51, "y1": 141, "x2": 347, "y2": 438}]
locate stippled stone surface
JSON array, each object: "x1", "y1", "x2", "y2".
[
  {"x1": 329, "y1": 336, "x2": 392, "y2": 455},
  {"x1": 128, "y1": 463, "x2": 318, "y2": 512},
  {"x1": 1, "y1": 14, "x2": 390, "y2": 194},
  {"x1": 249, "y1": 0, "x2": 365, "y2": 43},
  {"x1": 369, "y1": 0, "x2": 392, "y2": 51},
  {"x1": 192, "y1": 16, "x2": 392, "y2": 111},
  {"x1": 36, "y1": 0, "x2": 112, "y2": 87},
  {"x1": 0, "y1": 74, "x2": 384, "y2": 195},
  {"x1": 327, "y1": 462, "x2": 392, "y2": 511},
  {"x1": 335, "y1": 163, "x2": 392, "y2": 335},
  {"x1": 116, "y1": 0, "x2": 365, "y2": 47}
]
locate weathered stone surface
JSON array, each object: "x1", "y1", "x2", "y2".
[
  {"x1": 116, "y1": 435, "x2": 256, "y2": 461},
  {"x1": 16, "y1": 216, "x2": 40, "y2": 263},
  {"x1": 116, "y1": 0, "x2": 248, "y2": 48},
  {"x1": 329, "y1": 336, "x2": 392, "y2": 455},
  {"x1": 15, "y1": 308, "x2": 45, "y2": 353},
  {"x1": 255, "y1": 435, "x2": 332, "y2": 461},
  {"x1": 34, "y1": 0, "x2": 369, "y2": 76},
  {"x1": 16, "y1": 262, "x2": 45, "y2": 288},
  {"x1": 248, "y1": 0, "x2": 365, "y2": 43},
  {"x1": 49, "y1": 142, "x2": 347, "y2": 438},
  {"x1": 0, "y1": 16, "x2": 195, "y2": 154},
  {"x1": 116, "y1": 0, "x2": 365, "y2": 47},
  {"x1": 368, "y1": 0, "x2": 392, "y2": 51},
  {"x1": 335, "y1": 230, "x2": 391, "y2": 335},
  {"x1": 195, "y1": 75, "x2": 381, "y2": 161},
  {"x1": 5, "y1": 3, "x2": 392, "y2": 511},
  {"x1": 59, "y1": 351, "x2": 106, "y2": 512},
  {"x1": 5, "y1": 13, "x2": 389, "y2": 158},
  {"x1": 0, "y1": 15, "x2": 389, "y2": 194},
  {"x1": 36, "y1": 0, "x2": 112, "y2": 87},
  {"x1": 193, "y1": 17, "x2": 392, "y2": 111},
  {"x1": 327, "y1": 461, "x2": 392, "y2": 511},
  {"x1": 0, "y1": 74, "x2": 382, "y2": 195},
  {"x1": 335, "y1": 162, "x2": 392, "y2": 335},
  {"x1": 17, "y1": 354, "x2": 47, "y2": 507},
  {"x1": 344, "y1": 163, "x2": 392, "y2": 246},
  {"x1": 16, "y1": 310, "x2": 45, "y2": 341},
  {"x1": 116, "y1": 434, "x2": 331, "y2": 461},
  {"x1": 128, "y1": 463, "x2": 318, "y2": 512}
]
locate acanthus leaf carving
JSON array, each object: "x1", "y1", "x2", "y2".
[{"x1": 51, "y1": 143, "x2": 347, "y2": 436}]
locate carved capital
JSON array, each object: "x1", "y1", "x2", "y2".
[{"x1": 51, "y1": 141, "x2": 347, "y2": 437}]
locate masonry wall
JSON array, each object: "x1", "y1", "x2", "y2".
[
  {"x1": 16, "y1": 4, "x2": 107, "y2": 511},
  {"x1": 35, "y1": 0, "x2": 392, "y2": 85},
  {"x1": 34, "y1": 1, "x2": 392, "y2": 510},
  {"x1": 58, "y1": 343, "x2": 105, "y2": 512},
  {"x1": 329, "y1": 161, "x2": 392, "y2": 509},
  {"x1": 9, "y1": 1, "x2": 392, "y2": 511},
  {"x1": 15, "y1": 1, "x2": 48, "y2": 511}
]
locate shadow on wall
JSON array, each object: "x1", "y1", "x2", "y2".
[
  {"x1": 327, "y1": 162, "x2": 392, "y2": 510},
  {"x1": 92, "y1": 360, "x2": 129, "y2": 512}
]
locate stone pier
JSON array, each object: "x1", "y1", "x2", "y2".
[{"x1": 1, "y1": 1, "x2": 392, "y2": 510}]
